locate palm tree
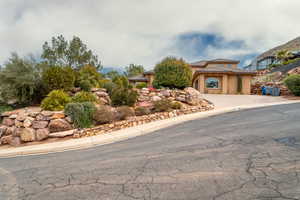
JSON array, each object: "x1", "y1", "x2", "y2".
[{"x1": 276, "y1": 50, "x2": 293, "y2": 63}]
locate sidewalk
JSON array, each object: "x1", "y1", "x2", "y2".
[{"x1": 0, "y1": 96, "x2": 299, "y2": 158}]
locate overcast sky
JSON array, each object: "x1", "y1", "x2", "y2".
[{"x1": 1, "y1": 0, "x2": 300, "y2": 69}]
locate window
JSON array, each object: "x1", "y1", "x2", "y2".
[{"x1": 206, "y1": 77, "x2": 219, "y2": 89}]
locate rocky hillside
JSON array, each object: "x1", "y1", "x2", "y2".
[{"x1": 257, "y1": 36, "x2": 300, "y2": 60}]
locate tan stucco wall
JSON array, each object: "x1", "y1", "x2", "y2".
[
  {"x1": 206, "y1": 63, "x2": 238, "y2": 68},
  {"x1": 228, "y1": 75, "x2": 238, "y2": 94},
  {"x1": 145, "y1": 74, "x2": 154, "y2": 87},
  {"x1": 241, "y1": 75, "x2": 252, "y2": 95},
  {"x1": 193, "y1": 74, "x2": 253, "y2": 95}
]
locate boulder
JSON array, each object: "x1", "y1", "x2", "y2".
[
  {"x1": 0, "y1": 135, "x2": 13, "y2": 145},
  {"x1": 49, "y1": 130, "x2": 74, "y2": 138},
  {"x1": 184, "y1": 87, "x2": 203, "y2": 106},
  {"x1": 1, "y1": 111, "x2": 18, "y2": 117},
  {"x1": 14, "y1": 119, "x2": 23, "y2": 128},
  {"x1": 6, "y1": 127, "x2": 16, "y2": 136},
  {"x1": 48, "y1": 119, "x2": 72, "y2": 133},
  {"x1": 41, "y1": 111, "x2": 54, "y2": 117},
  {"x1": 23, "y1": 117, "x2": 34, "y2": 128},
  {"x1": 0, "y1": 126, "x2": 8, "y2": 137},
  {"x1": 36, "y1": 128, "x2": 49, "y2": 141},
  {"x1": 32, "y1": 121, "x2": 49, "y2": 129},
  {"x1": 2, "y1": 118, "x2": 15, "y2": 126},
  {"x1": 20, "y1": 128, "x2": 36, "y2": 142},
  {"x1": 36, "y1": 114, "x2": 51, "y2": 121},
  {"x1": 152, "y1": 96, "x2": 162, "y2": 102},
  {"x1": 51, "y1": 112, "x2": 65, "y2": 119},
  {"x1": 12, "y1": 128, "x2": 22, "y2": 137},
  {"x1": 10, "y1": 137, "x2": 21, "y2": 146},
  {"x1": 9, "y1": 114, "x2": 18, "y2": 119},
  {"x1": 95, "y1": 91, "x2": 109, "y2": 97},
  {"x1": 160, "y1": 90, "x2": 171, "y2": 97},
  {"x1": 16, "y1": 113, "x2": 27, "y2": 121}
]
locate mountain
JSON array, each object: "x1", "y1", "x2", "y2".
[{"x1": 257, "y1": 36, "x2": 300, "y2": 61}]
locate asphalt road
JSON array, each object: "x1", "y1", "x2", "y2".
[{"x1": 1, "y1": 104, "x2": 300, "y2": 200}]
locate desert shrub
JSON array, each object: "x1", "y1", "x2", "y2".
[
  {"x1": 153, "y1": 57, "x2": 192, "y2": 89},
  {"x1": 136, "y1": 82, "x2": 147, "y2": 89},
  {"x1": 64, "y1": 102, "x2": 96, "y2": 128},
  {"x1": 101, "y1": 80, "x2": 117, "y2": 96},
  {"x1": 77, "y1": 65, "x2": 102, "y2": 88},
  {"x1": 0, "y1": 105, "x2": 13, "y2": 115},
  {"x1": 41, "y1": 90, "x2": 71, "y2": 111},
  {"x1": 171, "y1": 101, "x2": 182, "y2": 110},
  {"x1": 0, "y1": 53, "x2": 45, "y2": 105},
  {"x1": 113, "y1": 75, "x2": 133, "y2": 89},
  {"x1": 71, "y1": 91, "x2": 97, "y2": 103},
  {"x1": 135, "y1": 106, "x2": 151, "y2": 116},
  {"x1": 284, "y1": 74, "x2": 300, "y2": 96},
  {"x1": 115, "y1": 106, "x2": 135, "y2": 120},
  {"x1": 42, "y1": 66, "x2": 75, "y2": 92},
  {"x1": 78, "y1": 80, "x2": 92, "y2": 92},
  {"x1": 153, "y1": 99, "x2": 173, "y2": 112},
  {"x1": 93, "y1": 105, "x2": 115, "y2": 125},
  {"x1": 111, "y1": 88, "x2": 138, "y2": 107}
]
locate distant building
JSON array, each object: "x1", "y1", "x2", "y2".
[{"x1": 129, "y1": 59, "x2": 256, "y2": 94}]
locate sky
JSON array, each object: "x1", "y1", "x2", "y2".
[{"x1": 1, "y1": 0, "x2": 300, "y2": 70}]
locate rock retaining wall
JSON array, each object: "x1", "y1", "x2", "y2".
[
  {"x1": 0, "y1": 109, "x2": 74, "y2": 146},
  {"x1": 251, "y1": 82, "x2": 291, "y2": 96}
]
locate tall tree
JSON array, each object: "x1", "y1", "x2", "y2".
[
  {"x1": 124, "y1": 64, "x2": 145, "y2": 77},
  {"x1": 41, "y1": 35, "x2": 102, "y2": 70}
]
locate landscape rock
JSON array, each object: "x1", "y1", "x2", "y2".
[
  {"x1": 20, "y1": 128, "x2": 36, "y2": 142},
  {"x1": 0, "y1": 126, "x2": 8, "y2": 137},
  {"x1": 0, "y1": 135, "x2": 13, "y2": 145},
  {"x1": 51, "y1": 112, "x2": 65, "y2": 119},
  {"x1": 36, "y1": 129, "x2": 49, "y2": 141},
  {"x1": 32, "y1": 121, "x2": 49, "y2": 129},
  {"x1": 10, "y1": 137, "x2": 21, "y2": 146},
  {"x1": 6, "y1": 127, "x2": 16, "y2": 136},
  {"x1": 9, "y1": 114, "x2": 18, "y2": 119},
  {"x1": 49, "y1": 130, "x2": 74, "y2": 138},
  {"x1": 1, "y1": 111, "x2": 18, "y2": 117},
  {"x1": 14, "y1": 119, "x2": 23, "y2": 128},
  {"x1": 16, "y1": 113, "x2": 27, "y2": 121},
  {"x1": 36, "y1": 114, "x2": 51, "y2": 121},
  {"x1": 2, "y1": 118, "x2": 15, "y2": 126},
  {"x1": 48, "y1": 119, "x2": 72, "y2": 133},
  {"x1": 152, "y1": 96, "x2": 162, "y2": 102},
  {"x1": 184, "y1": 87, "x2": 203, "y2": 106},
  {"x1": 23, "y1": 117, "x2": 34, "y2": 128}
]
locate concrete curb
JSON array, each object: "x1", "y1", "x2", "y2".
[{"x1": 0, "y1": 100, "x2": 300, "y2": 158}]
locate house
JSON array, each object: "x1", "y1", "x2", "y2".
[{"x1": 129, "y1": 59, "x2": 256, "y2": 94}]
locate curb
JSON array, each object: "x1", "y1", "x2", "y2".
[{"x1": 0, "y1": 100, "x2": 300, "y2": 158}]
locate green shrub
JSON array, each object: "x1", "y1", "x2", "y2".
[
  {"x1": 135, "y1": 106, "x2": 151, "y2": 116},
  {"x1": 93, "y1": 105, "x2": 115, "y2": 125},
  {"x1": 115, "y1": 106, "x2": 135, "y2": 120},
  {"x1": 41, "y1": 90, "x2": 71, "y2": 111},
  {"x1": 77, "y1": 65, "x2": 102, "y2": 88},
  {"x1": 42, "y1": 66, "x2": 75, "y2": 92},
  {"x1": 284, "y1": 74, "x2": 300, "y2": 96},
  {"x1": 78, "y1": 80, "x2": 92, "y2": 92},
  {"x1": 111, "y1": 88, "x2": 138, "y2": 107},
  {"x1": 64, "y1": 102, "x2": 96, "y2": 128},
  {"x1": 136, "y1": 82, "x2": 147, "y2": 89},
  {"x1": 153, "y1": 99, "x2": 173, "y2": 112},
  {"x1": 71, "y1": 91, "x2": 97, "y2": 103},
  {"x1": 171, "y1": 101, "x2": 182, "y2": 110},
  {"x1": 0, "y1": 53, "x2": 45, "y2": 105},
  {"x1": 101, "y1": 80, "x2": 116, "y2": 96},
  {"x1": 153, "y1": 57, "x2": 192, "y2": 89}
]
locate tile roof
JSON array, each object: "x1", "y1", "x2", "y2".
[
  {"x1": 190, "y1": 59, "x2": 240, "y2": 67},
  {"x1": 195, "y1": 66, "x2": 256, "y2": 75},
  {"x1": 128, "y1": 75, "x2": 149, "y2": 82}
]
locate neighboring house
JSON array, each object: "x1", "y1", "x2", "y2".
[{"x1": 129, "y1": 59, "x2": 256, "y2": 94}]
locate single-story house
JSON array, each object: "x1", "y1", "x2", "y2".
[{"x1": 129, "y1": 59, "x2": 256, "y2": 94}]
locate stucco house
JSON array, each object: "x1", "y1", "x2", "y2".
[{"x1": 129, "y1": 59, "x2": 256, "y2": 94}]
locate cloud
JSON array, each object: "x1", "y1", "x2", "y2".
[{"x1": 1, "y1": 0, "x2": 300, "y2": 69}]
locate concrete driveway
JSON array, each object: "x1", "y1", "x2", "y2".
[
  {"x1": 203, "y1": 94, "x2": 290, "y2": 109},
  {"x1": 1, "y1": 103, "x2": 300, "y2": 200}
]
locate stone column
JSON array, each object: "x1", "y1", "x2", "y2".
[
  {"x1": 222, "y1": 74, "x2": 228, "y2": 94},
  {"x1": 199, "y1": 74, "x2": 205, "y2": 93}
]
